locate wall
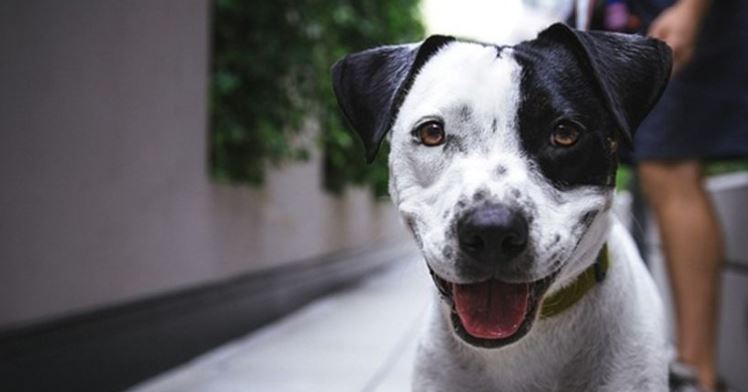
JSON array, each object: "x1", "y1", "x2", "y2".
[{"x1": 0, "y1": 0, "x2": 406, "y2": 328}]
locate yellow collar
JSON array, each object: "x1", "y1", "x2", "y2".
[{"x1": 540, "y1": 245, "x2": 609, "y2": 319}]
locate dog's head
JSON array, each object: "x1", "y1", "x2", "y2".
[{"x1": 332, "y1": 23, "x2": 671, "y2": 348}]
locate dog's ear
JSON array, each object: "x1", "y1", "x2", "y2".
[
  {"x1": 331, "y1": 35, "x2": 455, "y2": 162},
  {"x1": 535, "y1": 23, "x2": 672, "y2": 145}
]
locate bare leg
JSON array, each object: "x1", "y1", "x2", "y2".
[{"x1": 639, "y1": 161, "x2": 723, "y2": 391}]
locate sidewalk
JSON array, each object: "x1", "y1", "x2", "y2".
[{"x1": 130, "y1": 253, "x2": 430, "y2": 392}]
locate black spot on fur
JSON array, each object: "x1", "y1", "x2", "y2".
[
  {"x1": 442, "y1": 134, "x2": 467, "y2": 155},
  {"x1": 458, "y1": 104, "x2": 472, "y2": 122},
  {"x1": 491, "y1": 118, "x2": 498, "y2": 133},
  {"x1": 580, "y1": 210, "x2": 598, "y2": 227},
  {"x1": 442, "y1": 245, "x2": 454, "y2": 259},
  {"x1": 495, "y1": 45, "x2": 507, "y2": 58},
  {"x1": 510, "y1": 188, "x2": 521, "y2": 199},
  {"x1": 496, "y1": 164, "x2": 507, "y2": 176},
  {"x1": 473, "y1": 189, "x2": 488, "y2": 201}
]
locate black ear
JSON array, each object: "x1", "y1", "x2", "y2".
[
  {"x1": 331, "y1": 35, "x2": 455, "y2": 162},
  {"x1": 535, "y1": 23, "x2": 672, "y2": 144}
]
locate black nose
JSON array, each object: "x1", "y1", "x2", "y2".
[{"x1": 457, "y1": 203, "x2": 529, "y2": 264}]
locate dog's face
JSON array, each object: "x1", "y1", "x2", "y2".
[{"x1": 332, "y1": 24, "x2": 671, "y2": 348}]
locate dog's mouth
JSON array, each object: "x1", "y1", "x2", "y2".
[{"x1": 430, "y1": 269, "x2": 556, "y2": 348}]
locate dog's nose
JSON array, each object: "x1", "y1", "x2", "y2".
[{"x1": 457, "y1": 203, "x2": 528, "y2": 264}]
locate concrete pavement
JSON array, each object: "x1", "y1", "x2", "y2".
[{"x1": 130, "y1": 253, "x2": 430, "y2": 392}]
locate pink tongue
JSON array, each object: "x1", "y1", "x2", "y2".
[{"x1": 453, "y1": 280, "x2": 530, "y2": 340}]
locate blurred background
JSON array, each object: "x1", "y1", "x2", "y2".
[{"x1": 0, "y1": 1, "x2": 745, "y2": 391}]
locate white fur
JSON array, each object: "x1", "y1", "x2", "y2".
[
  {"x1": 384, "y1": 42, "x2": 667, "y2": 391},
  {"x1": 412, "y1": 216, "x2": 667, "y2": 391}
]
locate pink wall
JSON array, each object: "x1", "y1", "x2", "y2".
[{"x1": 0, "y1": 0, "x2": 407, "y2": 328}]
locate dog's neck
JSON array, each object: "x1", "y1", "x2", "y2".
[{"x1": 539, "y1": 244, "x2": 609, "y2": 318}]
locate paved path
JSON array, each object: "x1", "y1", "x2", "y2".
[{"x1": 130, "y1": 254, "x2": 430, "y2": 392}]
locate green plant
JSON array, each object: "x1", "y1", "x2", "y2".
[
  {"x1": 705, "y1": 159, "x2": 748, "y2": 176},
  {"x1": 210, "y1": 0, "x2": 424, "y2": 196}
]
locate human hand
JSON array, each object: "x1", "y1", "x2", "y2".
[{"x1": 647, "y1": 0, "x2": 710, "y2": 74}]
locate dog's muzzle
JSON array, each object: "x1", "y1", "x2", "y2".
[{"x1": 430, "y1": 202, "x2": 557, "y2": 348}]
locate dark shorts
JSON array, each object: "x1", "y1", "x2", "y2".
[{"x1": 630, "y1": 0, "x2": 748, "y2": 162}]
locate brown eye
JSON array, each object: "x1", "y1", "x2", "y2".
[
  {"x1": 551, "y1": 123, "x2": 581, "y2": 147},
  {"x1": 417, "y1": 121, "x2": 446, "y2": 146}
]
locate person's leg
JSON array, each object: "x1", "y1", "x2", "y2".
[{"x1": 639, "y1": 160, "x2": 724, "y2": 391}]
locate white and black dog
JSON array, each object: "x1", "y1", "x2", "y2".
[{"x1": 332, "y1": 23, "x2": 672, "y2": 391}]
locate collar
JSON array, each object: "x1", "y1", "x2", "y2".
[{"x1": 539, "y1": 244, "x2": 609, "y2": 319}]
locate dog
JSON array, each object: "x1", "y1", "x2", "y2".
[{"x1": 332, "y1": 23, "x2": 672, "y2": 391}]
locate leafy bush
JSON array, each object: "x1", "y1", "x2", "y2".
[{"x1": 210, "y1": 0, "x2": 424, "y2": 196}]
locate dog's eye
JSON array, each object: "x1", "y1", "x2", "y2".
[
  {"x1": 417, "y1": 121, "x2": 446, "y2": 146},
  {"x1": 550, "y1": 123, "x2": 581, "y2": 147}
]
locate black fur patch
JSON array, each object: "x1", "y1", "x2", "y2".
[
  {"x1": 511, "y1": 24, "x2": 671, "y2": 188},
  {"x1": 512, "y1": 45, "x2": 618, "y2": 188}
]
